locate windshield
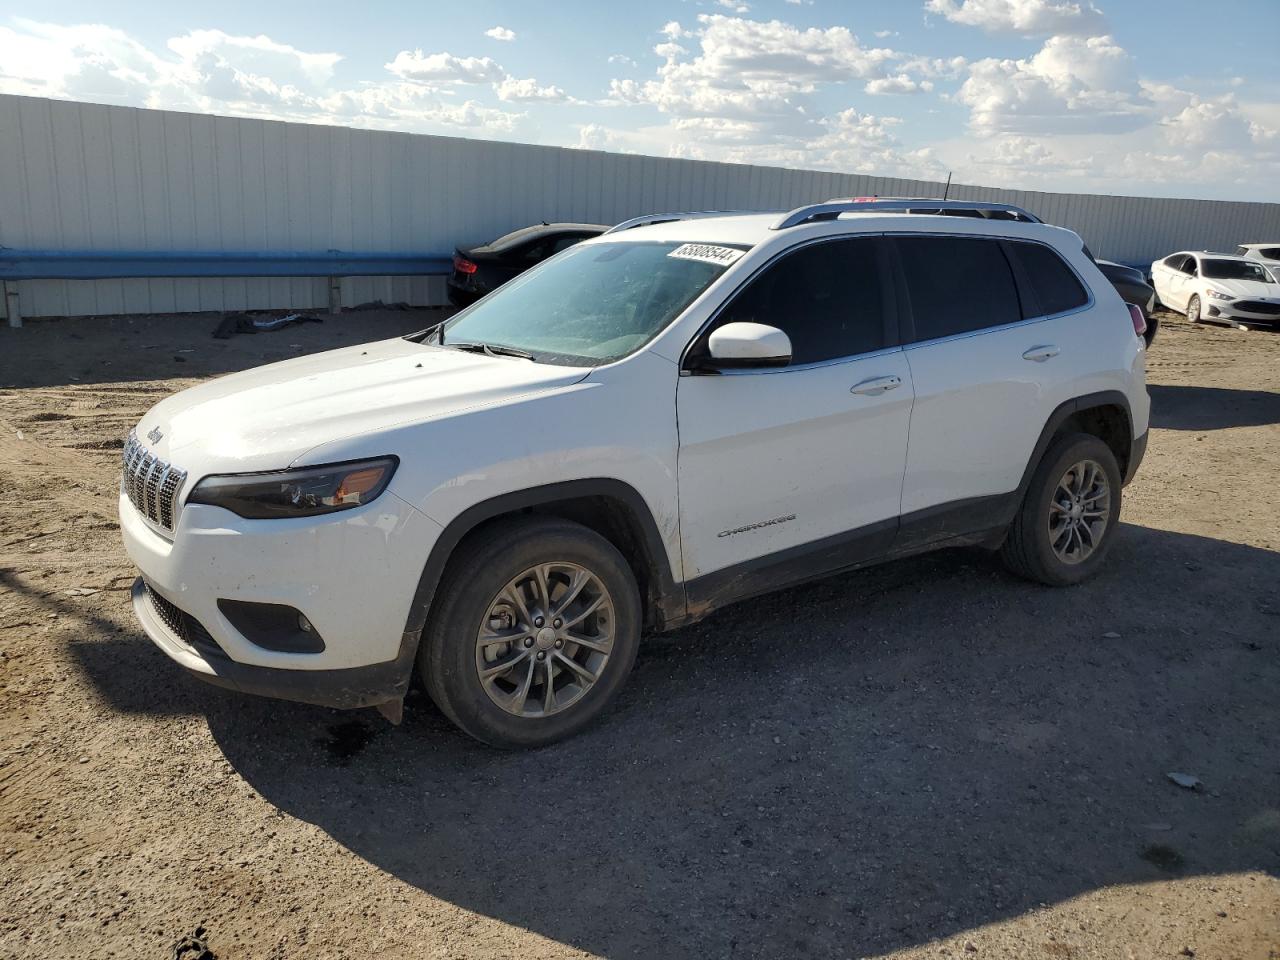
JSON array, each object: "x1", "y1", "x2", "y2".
[
  {"x1": 434, "y1": 241, "x2": 737, "y2": 366},
  {"x1": 1202, "y1": 259, "x2": 1274, "y2": 282}
]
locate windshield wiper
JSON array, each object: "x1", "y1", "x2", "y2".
[{"x1": 449, "y1": 340, "x2": 535, "y2": 361}]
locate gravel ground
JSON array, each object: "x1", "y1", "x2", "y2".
[{"x1": 0, "y1": 307, "x2": 1277, "y2": 959}]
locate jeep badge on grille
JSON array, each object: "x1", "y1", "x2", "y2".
[{"x1": 146, "y1": 426, "x2": 163, "y2": 444}]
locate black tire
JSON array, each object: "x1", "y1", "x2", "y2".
[
  {"x1": 1000, "y1": 432, "x2": 1123, "y2": 587},
  {"x1": 420, "y1": 516, "x2": 641, "y2": 748},
  {"x1": 1187, "y1": 294, "x2": 1202, "y2": 324}
]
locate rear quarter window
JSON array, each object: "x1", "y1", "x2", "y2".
[
  {"x1": 895, "y1": 236, "x2": 1022, "y2": 342},
  {"x1": 1007, "y1": 242, "x2": 1089, "y2": 317}
]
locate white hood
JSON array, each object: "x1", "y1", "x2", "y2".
[
  {"x1": 135, "y1": 338, "x2": 588, "y2": 474},
  {"x1": 1205, "y1": 277, "x2": 1280, "y2": 300}
]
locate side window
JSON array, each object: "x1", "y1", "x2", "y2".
[
  {"x1": 895, "y1": 236, "x2": 1021, "y2": 342},
  {"x1": 1163, "y1": 255, "x2": 1185, "y2": 270},
  {"x1": 549, "y1": 233, "x2": 593, "y2": 254},
  {"x1": 1183, "y1": 257, "x2": 1198, "y2": 276},
  {"x1": 1007, "y1": 242, "x2": 1088, "y2": 317},
  {"x1": 714, "y1": 237, "x2": 886, "y2": 365},
  {"x1": 518, "y1": 239, "x2": 551, "y2": 262},
  {"x1": 1261, "y1": 248, "x2": 1280, "y2": 261},
  {"x1": 1235, "y1": 246, "x2": 1249, "y2": 256}
]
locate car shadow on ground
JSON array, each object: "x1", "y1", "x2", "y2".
[
  {"x1": 1148, "y1": 383, "x2": 1280, "y2": 431},
  {"x1": 67, "y1": 523, "x2": 1280, "y2": 958}
]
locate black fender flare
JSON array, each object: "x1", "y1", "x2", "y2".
[
  {"x1": 400, "y1": 478, "x2": 684, "y2": 650},
  {"x1": 1015, "y1": 389, "x2": 1137, "y2": 499}
]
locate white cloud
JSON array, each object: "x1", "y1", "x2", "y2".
[
  {"x1": 484, "y1": 26, "x2": 516, "y2": 42},
  {"x1": 572, "y1": 122, "x2": 639, "y2": 153},
  {"x1": 707, "y1": 108, "x2": 944, "y2": 178},
  {"x1": 607, "y1": 53, "x2": 637, "y2": 66},
  {"x1": 384, "y1": 50, "x2": 506, "y2": 85},
  {"x1": 617, "y1": 15, "x2": 898, "y2": 127},
  {"x1": 494, "y1": 75, "x2": 572, "y2": 103},
  {"x1": 874, "y1": 30, "x2": 899, "y2": 38},
  {"x1": 925, "y1": 0, "x2": 1106, "y2": 36},
  {"x1": 866, "y1": 74, "x2": 934, "y2": 95},
  {"x1": 0, "y1": 20, "x2": 530, "y2": 136},
  {"x1": 955, "y1": 35, "x2": 1152, "y2": 134},
  {"x1": 716, "y1": 0, "x2": 752, "y2": 11},
  {"x1": 1161, "y1": 94, "x2": 1273, "y2": 151},
  {"x1": 660, "y1": 21, "x2": 688, "y2": 39}
]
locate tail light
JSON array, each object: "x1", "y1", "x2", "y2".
[
  {"x1": 452, "y1": 254, "x2": 478, "y2": 275},
  {"x1": 1127, "y1": 303, "x2": 1147, "y2": 339}
]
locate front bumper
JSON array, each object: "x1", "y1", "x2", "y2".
[
  {"x1": 121, "y1": 488, "x2": 441, "y2": 708},
  {"x1": 1206, "y1": 301, "x2": 1280, "y2": 324},
  {"x1": 131, "y1": 578, "x2": 418, "y2": 708}
]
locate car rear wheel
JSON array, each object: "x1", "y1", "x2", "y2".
[
  {"x1": 1000, "y1": 432, "x2": 1122, "y2": 587},
  {"x1": 420, "y1": 516, "x2": 641, "y2": 748},
  {"x1": 1187, "y1": 294, "x2": 1202, "y2": 323}
]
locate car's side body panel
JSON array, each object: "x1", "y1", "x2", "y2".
[{"x1": 675, "y1": 348, "x2": 914, "y2": 580}]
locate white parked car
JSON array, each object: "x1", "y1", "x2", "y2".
[
  {"x1": 121, "y1": 198, "x2": 1150, "y2": 747},
  {"x1": 1150, "y1": 251, "x2": 1280, "y2": 327},
  {"x1": 1234, "y1": 243, "x2": 1280, "y2": 272}
]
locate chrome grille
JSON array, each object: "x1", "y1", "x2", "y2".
[{"x1": 122, "y1": 430, "x2": 187, "y2": 532}]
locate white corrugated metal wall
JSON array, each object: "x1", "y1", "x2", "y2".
[{"x1": 3, "y1": 93, "x2": 1280, "y2": 320}]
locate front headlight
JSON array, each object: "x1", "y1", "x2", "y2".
[
  {"x1": 1207, "y1": 289, "x2": 1234, "y2": 301},
  {"x1": 188, "y1": 457, "x2": 398, "y2": 519}
]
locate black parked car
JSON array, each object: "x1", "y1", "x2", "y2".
[
  {"x1": 447, "y1": 222, "x2": 609, "y2": 306},
  {"x1": 1096, "y1": 259, "x2": 1158, "y2": 345},
  {"x1": 1082, "y1": 243, "x2": 1158, "y2": 345}
]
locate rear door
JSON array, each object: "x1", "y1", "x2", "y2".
[
  {"x1": 676, "y1": 236, "x2": 913, "y2": 582},
  {"x1": 892, "y1": 234, "x2": 1092, "y2": 543}
]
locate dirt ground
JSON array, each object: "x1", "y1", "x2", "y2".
[{"x1": 0, "y1": 306, "x2": 1277, "y2": 960}]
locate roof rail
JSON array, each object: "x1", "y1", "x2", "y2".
[
  {"x1": 771, "y1": 197, "x2": 1043, "y2": 230},
  {"x1": 604, "y1": 210, "x2": 758, "y2": 235}
]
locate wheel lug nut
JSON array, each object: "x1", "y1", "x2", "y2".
[
  {"x1": 554, "y1": 639, "x2": 563, "y2": 649},
  {"x1": 524, "y1": 637, "x2": 534, "y2": 648},
  {"x1": 536, "y1": 651, "x2": 546, "y2": 661},
  {"x1": 534, "y1": 616, "x2": 544, "y2": 628},
  {"x1": 553, "y1": 618, "x2": 562, "y2": 628}
]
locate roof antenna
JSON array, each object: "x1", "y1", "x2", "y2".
[{"x1": 942, "y1": 171, "x2": 952, "y2": 201}]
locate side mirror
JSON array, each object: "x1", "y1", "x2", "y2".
[{"x1": 704, "y1": 322, "x2": 792, "y2": 370}]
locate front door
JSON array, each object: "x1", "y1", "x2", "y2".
[{"x1": 675, "y1": 236, "x2": 913, "y2": 586}]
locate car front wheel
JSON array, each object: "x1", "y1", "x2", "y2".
[
  {"x1": 1000, "y1": 432, "x2": 1122, "y2": 586},
  {"x1": 420, "y1": 516, "x2": 641, "y2": 748},
  {"x1": 1187, "y1": 294, "x2": 1202, "y2": 323}
]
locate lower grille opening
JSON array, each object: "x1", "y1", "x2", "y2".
[{"x1": 143, "y1": 582, "x2": 228, "y2": 662}]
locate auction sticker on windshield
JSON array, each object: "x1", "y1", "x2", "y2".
[{"x1": 668, "y1": 243, "x2": 744, "y2": 267}]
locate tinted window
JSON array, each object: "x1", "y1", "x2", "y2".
[
  {"x1": 1202, "y1": 259, "x2": 1274, "y2": 282},
  {"x1": 1261, "y1": 248, "x2": 1280, "y2": 261},
  {"x1": 1183, "y1": 258, "x2": 1198, "y2": 276},
  {"x1": 1008, "y1": 242, "x2": 1088, "y2": 316},
  {"x1": 1165, "y1": 254, "x2": 1189, "y2": 272},
  {"x1": 896, "y1": 236, "x2": 1021, "y2": 341},
  {"x1": 715, "y1": 238, "x2": 885, "y2": 364},
  {"x1": 550, "y1": 234, "x2": 589, "y2": 254}
]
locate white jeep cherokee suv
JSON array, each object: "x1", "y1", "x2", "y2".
[{"x1": 121, "y1": 198, "x2": 1150, "y2": 748}]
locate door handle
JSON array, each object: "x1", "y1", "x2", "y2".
[
  {"x1": 1022, "y1": 345, "x2": 1060, "y2": 362},
  {"x1": 850, "y1": 375, "x2": 902, "y2": 396}
]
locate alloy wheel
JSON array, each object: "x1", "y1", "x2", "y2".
[
  {"x1": 1047, "y1": 459, "x2": 1111, "y2": 564},
  {"x1": 475, "y1": 562, "x2": 615, "y2": 718}
]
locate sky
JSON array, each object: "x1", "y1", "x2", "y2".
[{"x1": 1, "y1": 0, "x2": 1277, "y2": 202}]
